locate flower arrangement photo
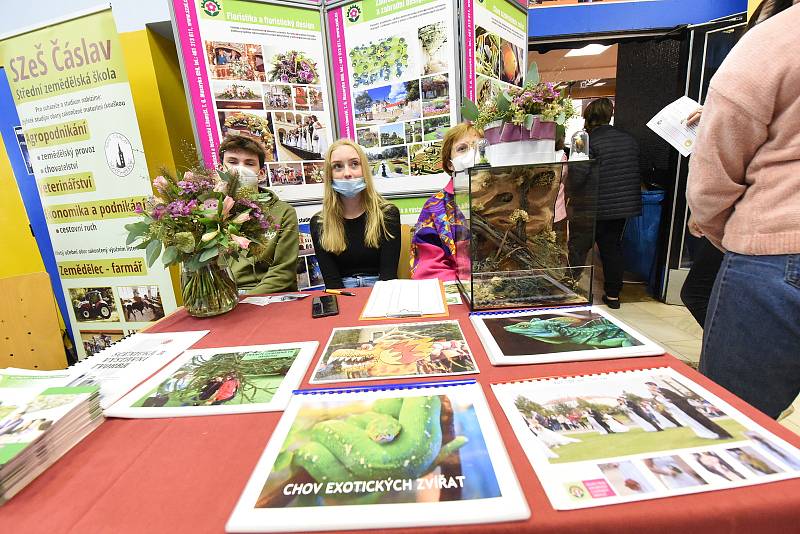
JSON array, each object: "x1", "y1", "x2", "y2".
[
  {"x1": 267, "y1": 50, "x2": 320, "y2": 84},
  {"x1": 126, "y1": 168, "x2": 278, "y2": 317},
  {"x1": 217, "y1": 84, "x2": 259, "y2": 100},
  {"x1": 222, "y1": 112, "x2": 276, "y2": 156}
]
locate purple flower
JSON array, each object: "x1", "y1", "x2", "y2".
[
  {"x1": 134, "y1": 204, "x2": 144, "y2": 214},
  {"x1": 152, "y1": 204, "x2": 167, "y2": 220},
  {"x1": 203, "y1": 198, "x2": 219, "y2": 211},
  {"x1": 280, "y1": 74, "x2": 289, "y2": 82}
]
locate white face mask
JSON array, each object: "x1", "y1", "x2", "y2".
[
  {"x1": 228, "y1": 165, "x2": 259, "y2": 189},
  {"x1": 451, "y1": 148, "x2": 477, "y2": 172}
]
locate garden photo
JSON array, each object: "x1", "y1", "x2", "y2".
[
  {"x1": 348, "y1": 35, "x2": 413, "y2": 88},
  {"x1": 354, "y1": 81, "x2": 421, "y2": 127},
  {"x1": 365, "y1": 145, "x2": 410, "y2": 178},
  {"x1": 421, "y1": 74, "x2": 450, "y2": 118},
  {"x1": 405, "y1": 120, "x2": 423, "y2": 144},
  {"x1": 409, "y1": 142, "x2": 443, "y2": 175},
  {"x1": 423, "y1": 114, "x2": 451, "y2": 141},
  {"x1": 379, "y1": 122, "x2": 405, "y2": 146},
  {"x1": 357, "y1": 126, "x2": 379, "y2": 148}
]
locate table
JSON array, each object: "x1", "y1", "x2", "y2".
[{"x1": 2, "y1": 289, "x2": 799, "y2": 533}]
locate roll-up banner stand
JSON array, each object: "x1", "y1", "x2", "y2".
[
  {"x1": 0, "y1": 6, "x2": 179, "y2": 360},
  {"x1": 172, "y1": 0, "x2": 527, "y2": 203},
  {"x1": 170, "y1": 0, "x2": 336, "y2": 204},
  {"x1": 324, "y1": 0, "x2": 459, "y2": 197}
]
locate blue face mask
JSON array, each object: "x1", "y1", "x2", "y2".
[{"x1": 332, "y1": 178, "x2": 367, "y2": 198}]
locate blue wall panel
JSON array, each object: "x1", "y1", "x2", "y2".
[{"x1": 529, "y1": 0, "x2": 748, "y2": 37}]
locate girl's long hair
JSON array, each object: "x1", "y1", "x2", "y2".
[{"x1": 320, "y1": 139, "x2": 392, "y2": 254}]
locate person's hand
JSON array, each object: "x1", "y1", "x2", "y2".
[
  {"x1": 685, "y1": 107, "x2": 703, "y2": 127},
  {"x1": 688, "y1": 214, "x2": 704, "y2": 238}
]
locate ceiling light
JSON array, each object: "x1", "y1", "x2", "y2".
[{"x1": 565, "y1": 44, "x2": 611, "y2": 57}]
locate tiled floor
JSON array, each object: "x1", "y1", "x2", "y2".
[{"x1": 594, "y1": 285, "x2": 800, "y2": 435}]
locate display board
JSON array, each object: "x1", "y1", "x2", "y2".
[
  {"x1": 0, "y1": 8, "x2": 178, "y2": 360},
  {"x1": 326, "y1": 0, "x2": 460, "y2": 196},
  {"x1": 171, "y1": 0, "x2": 335, "y2": 202},
  {"x1": 462, "y1": 0, "x2": 528, "y2": 107}
]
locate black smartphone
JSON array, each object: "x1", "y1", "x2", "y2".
[{"x1": 311, "y1": 295, "x2": 339, "y2": 318}]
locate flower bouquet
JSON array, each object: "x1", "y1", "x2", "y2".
[
  {"x1": 462, "y1": 64, "x2": 577, "y2": 165},
  {"x1": 267, "y1": 51, "x2": 319, "y2": 84},
  {"x1": 126, "y1": 169, "x2": 278, "y2": 317}
]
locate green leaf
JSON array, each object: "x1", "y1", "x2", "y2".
[
  {"x1": 126, "y1": 233, "x2": 141, "y2": 246},
  {"x1": 524, "y1": 114, "x2": 536, "y2": 130},
  {"x1": 555, "y1": 111, "x2": 566, "y2": 125},
  {"x1": 525, "y1": 62, "x2": 540, "y2": 85},
  {"x1": 124, "y1": 221, "x2": 148, "y2": 234},
  {"x1": 162, "y1": 245, "x2": 179, "y2": 266},
  {"x1": 497, "y1": 91, "x2": 511, "y2": 113},
  {"x1": 460, "y1": 99, "x2": 480, "y2": 121},
  {"x1": 199, "y1": 246, "x2": 219, "y2": 263},
  {"x1": 145, "y1": 239, "x2": 162, "y2": 268},
  {"x1": 556, "y1": 124, "x2": 566, "y2": 143},
  {"x1": 135, "y1": 239, "x2": 152, "y2": 250}
]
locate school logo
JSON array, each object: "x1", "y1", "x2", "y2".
[
  {"x1": 105, "y1": 133, "x2": 135, "y2": 177},
  {"x1": 202, "y1": 0, "x2": 222, "y2": 17},
  {"x1": 346, "y1": 4, "x2": 361, "y2": 23}
]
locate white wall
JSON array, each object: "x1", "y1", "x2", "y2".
[{"x1": 0, "y1": 0, "x2": 170, "y2": 35}]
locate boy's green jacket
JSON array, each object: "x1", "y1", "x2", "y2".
[{"x1": 231, "y1": 188, "x2": 299, "y2": 294}]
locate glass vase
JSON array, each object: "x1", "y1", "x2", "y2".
[{"x1": 180, "y1": 262, "x2": 238, "y2": 317}]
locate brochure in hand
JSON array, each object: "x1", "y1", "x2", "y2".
[
  {"x1": 471, "y1": 305, "x2": 664, "y2": 365},
  {"x1": 492, "y1": 367, "x2": 800, "y2": 509},
  {"x1": 310, "y1": 320, "x2": 478, "y2": 384},
  {"x1": 105, "y1": 342, "x2": 318, "y2": 418},
  {"x1": 226, "y1": 380, "x2": 529, "y2": 532}
]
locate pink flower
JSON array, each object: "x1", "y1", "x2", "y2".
[
  {"x1": 152, "y1": 175, "x2": 169, "y2": 192},
  {"x1": 230, "y1": 234, "x2": 251, "y2": 249},
  {"x1": 221, "y1": 196, "x2": 235, "y2": 218},
  {"x1": 231, "y1": 211, "x2": 251, "y2": 224},
  {"x1": 202, "y1": 198, "x2": 219, "y2": 211},
  {"x1": 183, "y1": 171, "x2": 195, "y2": 181}
]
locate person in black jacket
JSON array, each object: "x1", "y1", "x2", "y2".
[{"x1": 568, "y1": 98, "x2": 642, "y2": 309}]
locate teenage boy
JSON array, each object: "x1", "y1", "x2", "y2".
[{"x1": 219, "y1": 135, "x2": 299, "y2": 294}]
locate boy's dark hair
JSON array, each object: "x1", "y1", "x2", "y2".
[{"x1": 218, "y1": 135, "x2": 267, "y2": 168}]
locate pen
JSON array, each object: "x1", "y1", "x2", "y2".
[{"x1": 324, "y1": 289, "x2": 355, "y2": 296}]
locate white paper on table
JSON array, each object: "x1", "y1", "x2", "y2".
[
  {"x1": 646, "y1": 96, "x2": 701, "y2": 157},
  {"x1": 362, "y1": 279, "x2": 445, "y2": 318},
  {"x1": 65, "y1": 330, "x2": 209, "y2": 409},
  {"x1": 241, "y1": 294, "x2": 310, "y2": 307}
]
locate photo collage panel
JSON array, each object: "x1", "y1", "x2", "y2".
[
  {"x1": 206, "y1": 40, "x2": 330, "y2": 189},
  {"x1": 296, "y1": 220, "x2": 324, "y2": 291},
  {"x1": 349, "y1": 20, "x2": 454, "y2": 179}
]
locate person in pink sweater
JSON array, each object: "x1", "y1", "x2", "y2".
[{"x1": 686, "y1": 2, "x2": 800, "y2": 419}]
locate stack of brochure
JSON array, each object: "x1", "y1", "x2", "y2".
[{"x1": 0, "y1": 379, "x2": 103, "y2": 504}]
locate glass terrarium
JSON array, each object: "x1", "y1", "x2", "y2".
[{"x1": 454, "y1": 160, "x2": 598, "y2": 310}]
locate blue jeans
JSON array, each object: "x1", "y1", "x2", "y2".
[
  {"x1": 700, "y1": 252, "x2": 800, "y2": 418},
  {"x1": 341, "y1": 275, "x2": 380, "y2": 288}
]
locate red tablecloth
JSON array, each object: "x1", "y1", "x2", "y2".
[{"x1": 2, "y1": 289, "x2": 799, "y2": 533}]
